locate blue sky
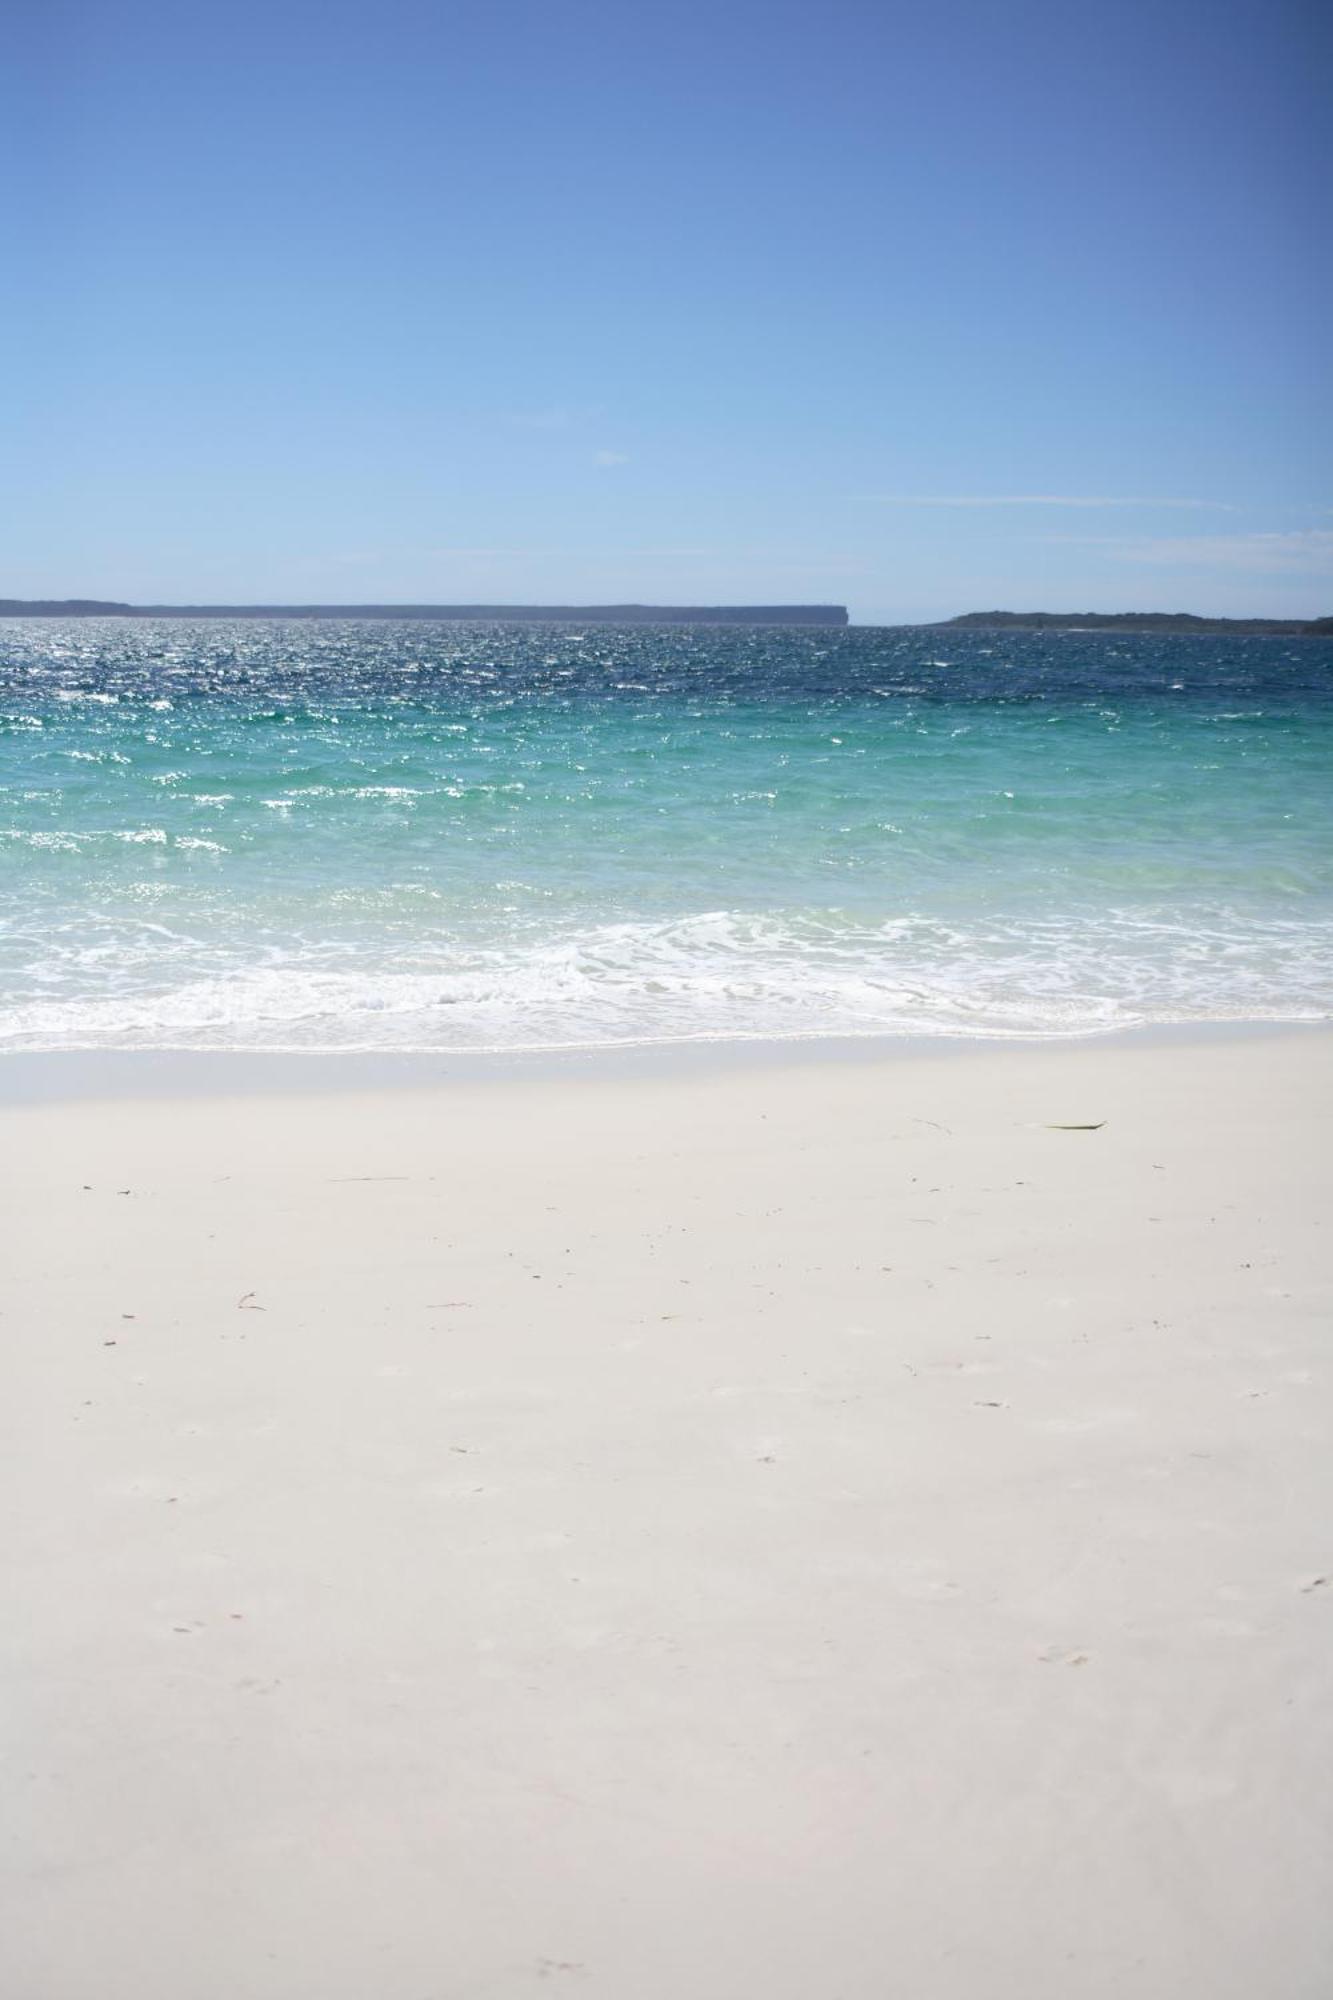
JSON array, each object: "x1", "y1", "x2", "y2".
[{"x1": 4, "y1": 0, "x2": 1329, "y2": 621}]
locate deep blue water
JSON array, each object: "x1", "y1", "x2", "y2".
[{"x1": 2, "y1": 619, "x2": 1331, "y2": 1050}]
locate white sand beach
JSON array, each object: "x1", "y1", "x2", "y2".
[{"x1": 2, "y1": 1030, "x2": 1330, "y2": 1999}]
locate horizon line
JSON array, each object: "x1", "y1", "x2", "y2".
[{"x1": 2, "y1": 599, "x2": 1329, "y2": 631}]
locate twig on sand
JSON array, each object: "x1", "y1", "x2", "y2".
[{"x1": 236, "y1": 1291, "x2": 266, "y2": 1311}]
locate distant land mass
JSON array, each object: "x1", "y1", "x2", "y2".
[
  {"x1": 940, "y1": 610, "x2": 1333, "y2": 636},
  {"x1": 4, "y1": 601, "x2": 1329, "y2": 634},
  {"x1": 0, "y1": 599, "x2": 848, "y2": 627}
]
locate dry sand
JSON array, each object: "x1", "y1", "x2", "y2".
[{"x1": 2, "y1": 1031, "x2": 1331, "y2": 1999}]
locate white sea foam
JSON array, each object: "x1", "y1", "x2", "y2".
[{"x1": 0, "y1": 907, "x2": 1328, "y2": 1054}]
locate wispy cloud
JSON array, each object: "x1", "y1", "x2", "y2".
[
  {"x1": 593, "y1": 449, "x2": 630, "y2": 467},
  {"x1": 427, "y1": 547, "x2": 531, "y2": 560},
  {"x1": 503, "y1": 406, "x2": 578, "y2": 431},
  {"x1": 869, "y1": 494, "x2": 1235, "y2": 510},
  {"x1": 1052, "y1": 529, "x2": 1333, "y2": 574}
]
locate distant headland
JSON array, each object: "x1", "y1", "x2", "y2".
[
  {"x1": 5, "y1": 601, "x2": 1329, "y2": 634},
  {"x1": 0, "y1": 600, "x2": 849, "y2": 627},
  {"x1": 938, "y1": 610, "x2": 1333, "y2": 636}
]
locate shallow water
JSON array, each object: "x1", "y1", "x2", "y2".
[{"x1": 2, "y1": 619, "x2": 1331, "y2": 1051}]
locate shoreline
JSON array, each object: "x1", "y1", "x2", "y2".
[{"x1": 0, "y1": 1013, "x2": 1328, "y2": 1104}]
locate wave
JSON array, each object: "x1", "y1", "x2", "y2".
[{"x1": 1, "y1": 906, "x2": 1328, "y2": 1054}]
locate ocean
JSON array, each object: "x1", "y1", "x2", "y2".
[{"x1": 2, "y1": 619, "x2": 1331, "y2": 1053}]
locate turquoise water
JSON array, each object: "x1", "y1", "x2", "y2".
[{"x1": 2, "y1": 619, "x2": 1331, "y2": 1051}]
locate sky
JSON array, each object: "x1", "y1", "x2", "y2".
[{"x1": 3, "y1": 0, "x2": 1330, "y2": 622}]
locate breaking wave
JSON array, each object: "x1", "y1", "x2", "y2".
[{"x1": 1, "y1": 905, "x2": 1328, "y2": 1053}]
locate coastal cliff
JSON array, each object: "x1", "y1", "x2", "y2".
[{"x1": 0, "y1": 600, "x2": 849, "y2": 626}]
